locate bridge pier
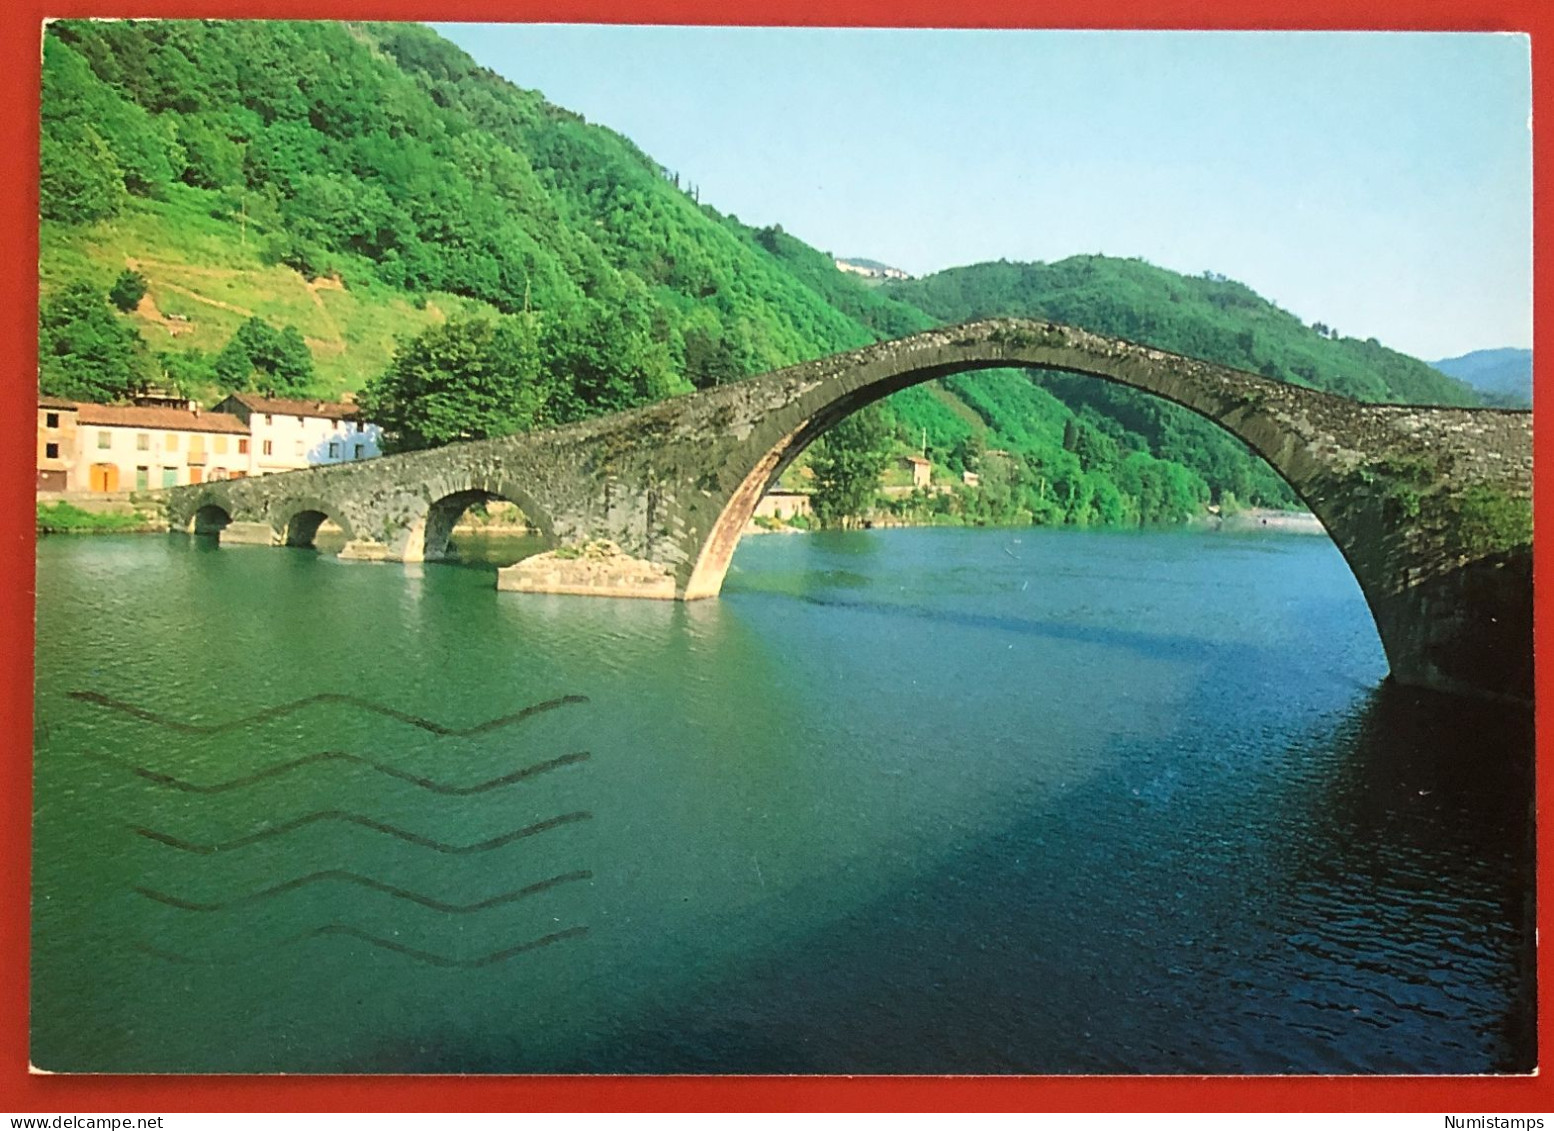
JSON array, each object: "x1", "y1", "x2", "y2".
[
  {"x1": 1371, "y1": 551, "x2": 1533, "y2": 705},
  {"x1": 220, "y1": 521, "x2": 280, "y2": 546},
  {"x1": 339, "y1": 539, "x2": 392, "y2": 562}
]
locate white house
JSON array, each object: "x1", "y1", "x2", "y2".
[{"x1": 211, "y1": 394, "x2": 383, "y2": 476}]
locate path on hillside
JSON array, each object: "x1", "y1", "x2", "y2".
[
  {"x1": 302, "y1": 275, "x2": 346, "y2": 355},
  {"x1": 125, "y1": 256, "x2": 348, "y2": 355}
]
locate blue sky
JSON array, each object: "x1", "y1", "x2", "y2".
[{"x1": 432, "y1": 25, "x2": 1531, "y2": 361}]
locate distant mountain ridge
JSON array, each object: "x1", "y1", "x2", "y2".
[{"x1": 1430, "y1": 348, "x2": 1532, "y2": 407}]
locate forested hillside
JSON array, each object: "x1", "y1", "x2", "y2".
[
  {"x1": 889, "y1": 258, "x2": 1478, "y2": 406},
  {"x1": 37, "y1": 18, "x2": 1488, "y2": 529},
  {"x1": 879, "y1": 257, "x2": 1487, "y2": 511},
  {"x1": 41, "y1": 21, "x2": 875, "y2": 404}
]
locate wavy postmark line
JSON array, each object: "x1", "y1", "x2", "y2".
[
  {"x1": 137, "y1": 924, "x2": 589, "y2": 968},
  {"x1": 137, "y1": 868, "x2": 593, "y2": 913},
  {"x1": 84, "y1": 748, "x2": 590, "y2": 795},
  {"x1": 136, "y1": 810, "x2": 593, "y2": 855},
  {"x1": 67, "y1": 690, "x2": 589, "y2": 737}
]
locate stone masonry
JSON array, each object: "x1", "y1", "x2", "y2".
[{"x1": 166, "y1": 319, "x2": 1534, "y2": 705}]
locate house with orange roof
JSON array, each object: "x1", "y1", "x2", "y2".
[{"x1": 39, "y1": 397, "x2": 251, "y2": 492}]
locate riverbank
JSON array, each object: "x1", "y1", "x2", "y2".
[
  {"x1": 1199, "y1": 507, "x2": 1326, "y2": 535},
  {"x1": 742, "y1": 519, "x2": 808, "y2": 536},
  {"x1": 32, "y1": 492, "x2": 1324, "y2": 541},
  {"x1": 745, "y1": 504, "x2": 1326, "y2": 539},
  {"x1": 37, "y1": 499, "x2": 166, "y2": 534}
]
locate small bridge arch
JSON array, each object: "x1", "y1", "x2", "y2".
[
  {"x1": 393, "y1": 474, "x2": 557, "y2": 563},
  {"x1": 189, "y1": 503, "x2": 232, "y2": 537},
  {"x1": 273, "y1": 495, "x2": 358, "y2": 550}
]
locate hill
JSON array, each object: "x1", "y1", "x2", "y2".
[
  {"x1": 36, "y1": 19, "x2": 1489, "y2": 528},
  {"x1": 1430, "y1": 348, "x2": 1532, "y2": 407},
  {"x1": 39, "y1": 20, "x2": 885, "y2": 402},
  {"x1": 886, "y1": 258, "x2": 1479, "y2": 406}
]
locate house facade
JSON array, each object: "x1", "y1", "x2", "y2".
[
  {"x1": 37, "y1": 397, "x2": 79, "y2": 492},
  {"x1": 40, "y1": 399, "x2": 252, "y2": 492},
  {"x1": 752, "y1": 489, "x2": 813, "y2": 522},
  {"x1": 37, "y1": 393, "x2": 385, "y2": 493},
  {"x1": 211, "y1": 394, "x2": 382, "y2": 474}
]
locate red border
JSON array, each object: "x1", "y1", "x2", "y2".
[{"x1": 1, "y1": 0, "x2": 1547, "y2": 1113}]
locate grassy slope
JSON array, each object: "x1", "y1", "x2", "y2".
[{"x1": 39, "y1": 187, "x2": 504, "y2": 400}]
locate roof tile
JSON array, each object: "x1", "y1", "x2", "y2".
[{"x1": 72, "y1": 403, "x2": 250, "y2": 435}]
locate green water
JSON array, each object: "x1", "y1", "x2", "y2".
[{"x1": 31, "y1": 526, "x2": 1534, "y2": 1073}]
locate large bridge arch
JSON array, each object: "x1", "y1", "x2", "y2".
[
  {"x1": 646, "y1": 321, "x2": 1529, "y2": 703},
  {"x1": 682, "y1": 352, "x2": 1345, "y2": 602}
]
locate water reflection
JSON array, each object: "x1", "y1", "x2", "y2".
[
  {"x1": 560, "y1": 683, "x2": 1534, "y2": 1074},
  {"x1": 444, "y1": 530, "x2": 548, "y2": 570},
  {"x1": 1278, "y1": 684, "x2": 1536, "y2": 1073}
]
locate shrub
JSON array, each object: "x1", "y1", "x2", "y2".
[
  {"x1": 1455, "y1": 486, "x2": 1532, "y2": 557},
  {"x1": 108, "y1": 268, "x2": 149, "y2": 312},
  {"x1": 37, "y1": 501, "x2": 150, "y2": 533}
]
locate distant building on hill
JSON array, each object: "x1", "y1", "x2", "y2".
[
  {"x1": 834, "y1": 257, "x2": 911, "y2": 281},
  {"x1": 130, "y1": 388, "x2": 198, "y2": 411},
  {"x1": 211, "y1": 393, "x2": 382, "y2": 475},
  {"x1": 753, "y1": 489, "x2": 812, "y2": 523},
  {"x1": 881, "y1": 454, "x2": 939, "y2": 500}
]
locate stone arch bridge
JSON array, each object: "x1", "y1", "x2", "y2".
[{"x1": 167, "y1": 319, "x2": 1533, "y2": 704}]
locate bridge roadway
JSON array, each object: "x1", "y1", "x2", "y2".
[{"x1": 167, "y1": 319, "x2": 1534, "y2": 705}]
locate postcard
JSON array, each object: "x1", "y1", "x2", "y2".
[{"x1": 15, "y1": 8, "x2": 1544, "y2": 1111}]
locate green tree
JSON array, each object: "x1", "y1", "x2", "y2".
[
  {"x1": 947, "y1": 432, "x2": 985, "y2": 474},
  {"x1": 39, "y1": 127, "x2": 125, "y2": 223},
  {"x1": 215, "y1": 316, "x2": 314, "y2": 393},
  {"x1": 38, "y1": 282, "x2": 153, "y2": 402},
  {"x1": 108, "y1": 269, "x2": 149, "y2": 312},
  {"x1": 808, "y1": 403, "x2": 892, "y2": 526},
  {"x1": 42, "y1": 38, "x2": 173, "y2": 199},
  {"x1": 541, "y1": 295, "x2": 680, "y2": 420},
  {"x1": 175, "y1": 113, "x2": 244, "y2": 189},
  {"x1": 157, "y1": 348, "x2": 219, "y2": 394},
  {"x1": 681, "y1": 321, "x2": 746, "y2": 390},
  {"x1": 359, "y1": 315, "x2": 549, "y2": 452}
]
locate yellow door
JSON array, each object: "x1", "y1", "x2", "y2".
[{"x1": 89, "y1": 463, "x2": 119, "y2": 492}]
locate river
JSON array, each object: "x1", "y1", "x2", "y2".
[{"x1": 30, "y1": 525, "x2": 1535, "y2": 1074}]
